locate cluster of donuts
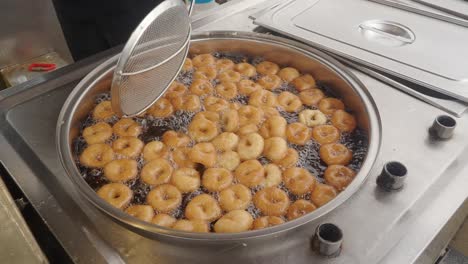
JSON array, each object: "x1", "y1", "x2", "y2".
[{"x1": 77, "y1": 53, "x2": 362, "y2": 233}]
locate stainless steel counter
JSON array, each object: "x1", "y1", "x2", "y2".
[{"x1": 0, "y1": 0, "x2": 466, "y2": 263}]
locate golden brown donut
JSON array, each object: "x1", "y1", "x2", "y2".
[
  {"x1": 237, "y1": 79, "x2": 262, "y2": 96},
  {"x1": 278, "y1": 67, "x2": 300, "y2": 82},
  {"x1": 125, "y1": 205, "x2": 154, "y2": 222},
  {"x1": 172, "y1": 147, "x2": 196, "y2": 168},
  {"x1": 80, "y1": 143, "x2": 114, "y2": 168},
  {"x1": 252, "y1": 216, "x2": 285, "y2": 230},
  {"x1": 299, "y1": 88, "x2": 325, "y2": 106},
  {"x1": 298, "y1": 109, "x2": 327, "y2": 127},
  {"x1": 216, "y1": 150, "x2": 240, "y2": 171},
  {"x1": 152, "y1": 213, "x2": 177, "y2": 228},
  {"x1": 93, "y1": 101, "x2": 115, "y2": 120},
  {"x1": 202, "y1": 168, "x2": 233, "y2": 192},
  {"x1": 182, "y1": 58, "x2": 193, "y2": 71},
  {"x1": 253, "y1": 187, "x2": 290, "y2": 216},
  {"x1": 147, "y1": 98, "x2": 174, "y2": 118},
  {"x1": 237, "y1": 133, "x2": 264, "y2": 160},
  {"x1": 310, "y1": 183, "x2": 337, "y2": 207},
  {"x1": 140, "y1": 159, "x2": 173, "y2": 186},
  {"x1": 220, "y1": 109, "x2": 239, "y2": 132},
  {"x1": 292, "y1": 74, "x2": 317, "y2": 91},
  {"x1": 238, "y1": 105, "x2": 264, "y2": 127},
  {"x1": 113, "y1": 119, "x2": 142, "y2": 137},
  {"x1": 234, "y1": 159, "x2": 265, "y2": 187},
  {"x1": 286, "y1": 122, "x2": 312, "y2": 145},
  {"x1": 287, "y1": 199, "x2": 316, "y2": 220},
  {"x1": 162, "y1": 130, "x2": 191, "y2": 148},
  {"x1": 146, "y1": 184, "x2": 182, "y2": 213},
  {"x1": 189, "y1": 79, "x2": 214, "y2": 96},
  {"x1": 264, "y1": 164, "x2": 282, "y2": 187},
  {"x1": 104, "y1": 159, "x2": 138, "y2": 182},
  {"x1": 312, "y1": 125, "x2": 340, "y2": 145},
  {"x1": 193, "y1": 66, "x2": 217, "y2": 80},
  {"x1": 324, "y1": 165, "x2": 356, "y2": 191},
  {"x1": 188, "y1": 117, "x2": 219, "y2": 142},
  {"x1": 218, "y1": 70, "x2": 242, "y2": 83},
  {"x1": 166, "y1": 82, "x2": 188, "y2": 99},
  {"x1": 216, "y1": 58, "x2": 235, "y2": 72},
  {"x1": 318, "y1": 98, "x2": 345, "y2": 115},
  {"x1": 204, "y1": 95, "x2": 229, "y2": 112},
  {"x1": 143, "y1": 141, "x2": 169, "y2": 161},
  {"x1": 192, "y1": 54, "x2": 216, "y2": 68},
  {"x1": 273, "y1": 148, "x2": 298, "y2": 169},
  {"x1": 171, "y1": 94, "x2": 201, "y2": 112},
  {"x1": 261, "y1": 106, "x2": 280, "y2": 118},
  {"x1": 256, "y1": 61, "x2": 280, "y2": 75},
  {"x1": 112, "y1": 137, "x2": 144, "y2": 159},
  {"x1": 331, "y1": 110, "x2": 357, "y2": 132},
  {"x1": 263, "y1": 137, "x2": 288, "y2": 161},
  {"x1": 97, "y1": 183, "x2": 132, "y2": 209},
  {"x1": 249, "y1": 90, "x2": 277, "y2": 108},
  {"x1": 236, "y1": 124, "x2": 259, "y2": 136},
  {"x1": 172, "y1": 219, "x2": 209, "y2": 233},
  {"x1": 83, "y1": 122, "x2": 112, "y2": 144},
  {"x1": 193, "y1": 111, "x2": 220, "y2": 123},
  {"x1": 283, "y1": 167, "x2": 316, "y2": 195},
  {"x1": 171, "y1": 168, "x2": 201, "y2": 193},
  {"x1": 319, "y1": 143, "x2": 352, "y2": 165},
  {"x1": 189, "y1": 142, "x2": 217, "y2": 168},
  {"x1": 219, "y1": 184, "x2": 252, "y2": 211},
  {"x1": 185, "y1": 194, "x2": 222, "y2": 221},
  {"x1": 211, "y1": 132, "x2": 239, "y2": 151},
  {"x1": 257, "y1": 74, "x2": 282, "y2": 91},
  {"x1": 234, "y1": 62, "x2": 256, "y2": 77},
  {"x1": 214, "y1": 210, "x2": 253, "y2": 233},
  {"x1": 215, "y1": 82, "x2": 238, "y2": 100},
  {"x1": 259, "y1": 115, "x2": 287, "y2": 139},
  {"x1": 277, "y1": 91, "x2": 303, "y2": 112}
]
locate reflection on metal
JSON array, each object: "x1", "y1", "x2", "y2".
[{"x1": 430, "y1": 115, "x2": 457, "y2": 140}]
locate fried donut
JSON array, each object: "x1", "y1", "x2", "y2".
[
  {"x1": 104, "y1": 159, "x2": 138, "y2": 182},
  {"x1": 283, "y1": 167, "x2": 316, "y2": 195},
  {"x1": 147, "y1": 98, "x2": 174, "y2": 118},
  {"x1": 140, "y1": 159, "x2": 173, "y2": 186},
  {"x1": 192, "y1": 54, "x2": 216, "y2": 67},
  {"x1": 230, "y1": 102, "x2": 242, "y2": 110},
  {"x1": 312, "y1": 125, "x2": 340, "y2": 145},
  {"x1": 211, "y1": 132, "x2": 239, "y2": 151},
  {"x1": 234, "y1": 62, "x2": 256, "y2": 77},
  {"x1": 319, "y1": 143, "x2": 352, "y2": 165},
  {"x1": 165, "y1": 81, "x2": 187, "y2": 99},
  {"x1": 286, "y1": 122, "x2": 311, "y2": 145},
  {"x1": 97, "y1": 183, "x2": 132, "y2": 209},
  {"x1": 189, "y1": 79, "x2": 213, "y2": 96},
  {"x1": 273, "y1": 148, "x2": 298, "y2": 168},
  {"x1": 216, "y1": 58, "x2": 235, "y2": 72},
  {"x1": 318, "y1": 98, "x2": 345, "y2": 115},
  {"x1": 218, "y1": 70, "x2": 242, "y2": 83},
  {"x1": 146, "y1": 184, "x2": 182, "y2": 212},
  {"x1": 237, "y1": 124, "x2": 259, "y2": 136},
  {"x1": 292, "y1": 74, "x2": 316, "y2": 91},
  {"x1": 256, "y1": 61, "x2": 280, "y2": 75},
  {"x1": 202, "y1": 168, "x2": 233, "y2": 192},
  {"x1": 93, "y1": 101, "x2": 115, "y2": 120},
  {"x1": 220, "y1": 109, "x2": 239, "y2": 132},
  {"x1": 299, "y1": 88, "x2": 325, "y2": 106},
  {"x1": 216, "y1": 150, "x2": 240, "y2": 171},
  {"x1": 219, "y1": 184, "x2": 252, "y2": 211},
  {"x1": 171, "y1": 94, "x2": 201, "y2": 112},
  {"x1": 234, "y1": 159, "x2": 265, "y2": 187},
  {"x1": 171, "y1": 168, "x2": 201, "y2": 193},
  {"x1": 253, "y1": 187, "x2": 290, "y2": 216},
  {"x1": 83, "y1": 122, "x2": 112, "y2": 144},
  {"x1": 237, "y1": 79, "x2": 262, "y2": 96},
  {"x1": 204, "y1": 95, "x2": 229, "y2": 112},
  {"x1": 253, "y1": 216, "x2": 284, "y2": 230},
  {"x1": 172, "y1": 147, "x2": 196, "y2": 168},
  {"x1": 278, "y1": 67, "x2": 300, "y2": 82},
  {"x1": 172, "y1": 219, "x2": 209, "y2": 233},
  {"x1": 331, "y1": 110, "x2": 357, "y2": 132},
  {"x1": 261, "y1": 106, "x2": 280, "y2": 118},
  {"x1": 113, "y1": 119, "x2": 142, "y2": 137},
  {"x1": 249, "y1": 90, "x2": 277, "y2": 108},
  {"x1": 125, "y1": 205, "x2": 154, "y2": 222},
  {"x1": 189, "y1": 142, "x2": 217, "y2": 167},
  {"x1": 263, "y1": 137, "x2": 288, "y2": 161},
  {"x1": 182, "y1": 58, "x2": 193, "y2": 71},
  {"x1": 278, "y1": 91, "x2": 303, "y2": 112},
  {"x1": 193, "y1": 111, "x2": 220, "y2": 123},
  {"x1": 112, "y1": 137, "x2": 144, "y2": 158},
  {"x1": 237, "y1": 133, "x2": 264, "y2": 160},
  {"x1": 185, "y1": 194, "x2": 222, "y2": 221},
  {"x1": 298, "y1": 109, "x2": 327, "y2": 127},
  {"x1": 310, "y1": 183, "x2": 337, "y2": 207},
  {"x1": 287, "y1": 200, "x2": 316, "y2": 220},
  {"x1": 80, "y1": 144, "x2": 114, "y2": 168},
  {"x1": 162, "y1": 130, "x2": 191, "y2": 148},
  {"x1": 215, "y1": 82, "x2": 238, "y2": 100},
  {"x1": 152, "y1": 213, "x2": 177, "y2": 227},
  {"x1": 143, "y1": 141, "x2": 169, "y2": 161},
  {"x1": 258, "y1": 74, "x2": 282, "y2": 91},
  {"x1": 264, "y1": 164, "x2": 282, "y2": 187},
  {"x1": 214, "y1": 210, "x2": 253, "y2": 233},
  {"x1": 324, "y1": 165, "x2": 356, "y2": 191},
  {"x1": 238, "y1": 105, "x2": 264, "y2": 127},
  {"x1": 194, "y1": 66, "x2": 217, "y2": 80},
  {"x1": 188, "y1": 118, "x2": 219, "y2": 142},
  {"x1": 259, "y1": 115, "x2": 287, "y2": 139}
]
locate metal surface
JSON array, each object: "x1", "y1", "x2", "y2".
[
  {"x1": 253, "y1": 0, "x2": 468, "y2": 103},
  {"x1": 112, "y1": 0, "x2": 191, "y2": 117},
  {"x1": 413, "y1": 0, "x2": 468, "y2": 20},
  {"x1": 0, "y1": 0, "x2": 72, "y2": 68},
  {"x1": 58, "y1": 31, "x2": 381, "y2": 241},
  {"x1": 0, "y1": 1, "x2": 466, "y2": 263},
  {"x1": 431, "y1": 115, "x2": 457, "y2": 139}
]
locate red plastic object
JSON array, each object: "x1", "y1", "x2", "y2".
[{"x1": 28, "y1": 63, "x2": 56, "y2": 72}]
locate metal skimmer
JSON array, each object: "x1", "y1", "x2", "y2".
[{"x1": 111, "y1": 0, "x2": 192, "y2": 117}]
